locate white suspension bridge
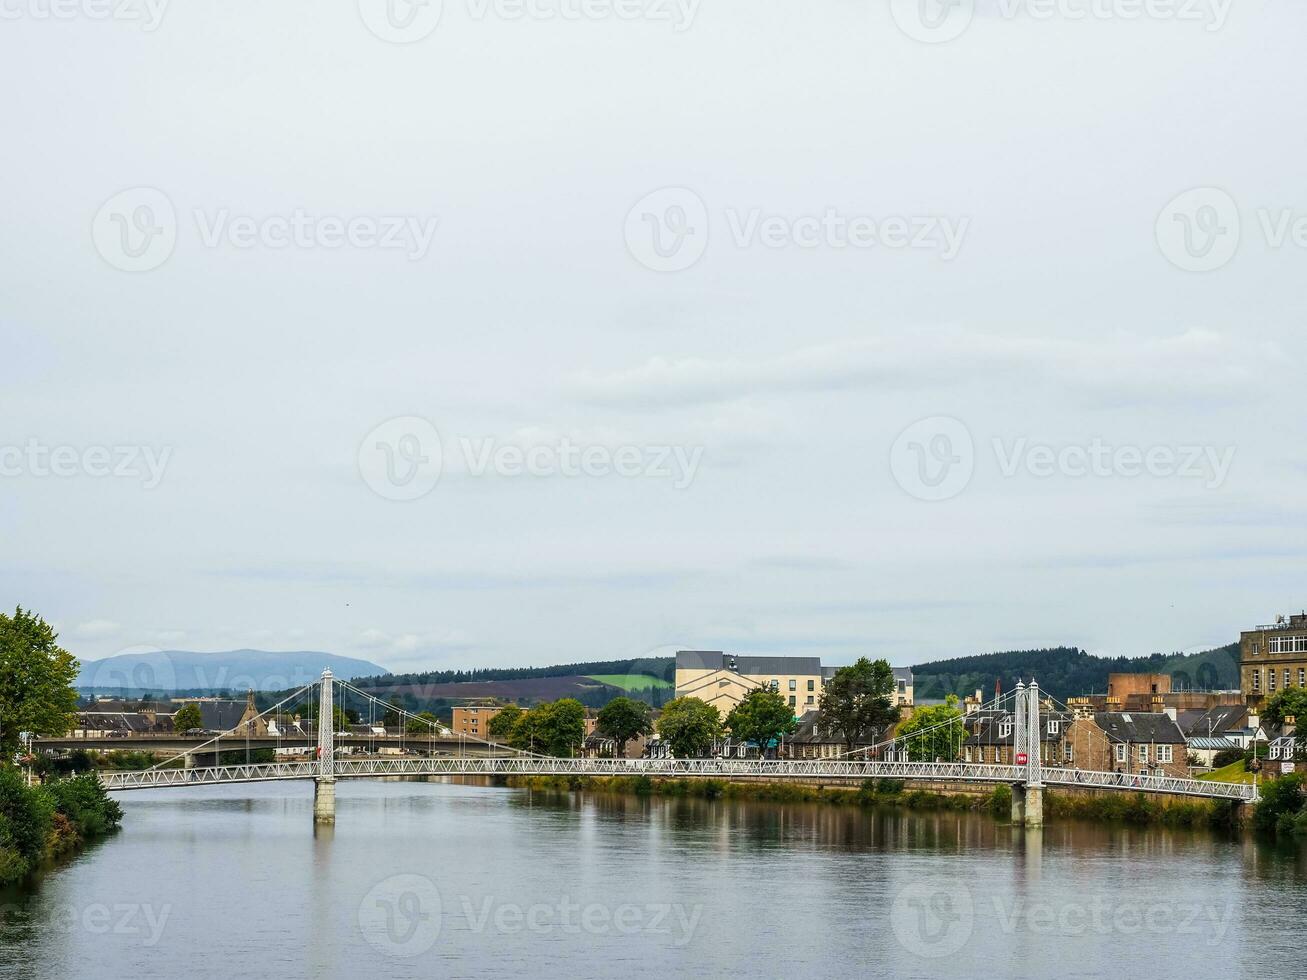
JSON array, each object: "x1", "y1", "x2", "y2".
[{"x1": 87, "y1": 670, "x2": 1256, "y2": 826}]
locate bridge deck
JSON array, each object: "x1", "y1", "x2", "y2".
[{"x1": 96, "y1": 757, "x2": 1257, "y2": 802}]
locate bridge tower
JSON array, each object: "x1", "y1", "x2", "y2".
[
  {"x1": 1010, "y1": 680, "x2": 1044, "y2": 827},
  {"x1": 313, "y1": 668, "x2": 336, "y2": 825}
]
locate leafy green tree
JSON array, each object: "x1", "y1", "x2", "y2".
[
  {"x1": 487, "y1": 705, "x2": 523, "y2": 743},
  {"x1": 173, "y1": 703, "x2": 203, "y2": 732},
  {"x1": 595, "y1": 697, "x2": 654, "y2": 757},
  {"x1": 0, "y1": 607, "x2": 79, "y2": 758},
  {"x1": 404, "y1": 711, "x2": 440, "y2": 735},
  {"x1": 897, "y1": 695, "x2": 964, "y2": 762},
  {"x1": 511, "y1": 699, "x2": 586, "y2": 756},
  {"x1": 655, "y1": 697, "x2": 722, "y2": 758},
  {"x1": 1262, "y1": 688, "x2": 1307, "y2": 727},
  {"x1": 817, "y1": 657, "x2": 899, "y2": 753},
  {"x1": 724, "y1": 688, "x2": 797, "y2": 758}
]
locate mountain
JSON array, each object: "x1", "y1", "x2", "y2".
[
  {"x1": 76, "y1": 649, "x2": 390, "y2": 696},
  {"x1": 910, "y1": 644, "x2": 1240, "y2": 703}
]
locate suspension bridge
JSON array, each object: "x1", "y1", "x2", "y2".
[{"x1": 80, "y1": 670, "x2": 1256, "y2": 826}]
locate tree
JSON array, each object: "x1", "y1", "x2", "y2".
[
  {"x1": 595, "y1": 697, "x2": 653, "y2": 757},
  {"x1": 404, "y1": 711, "x2": 440, "y2": 735},
  {"x1": 655, "y1": 697, "x2": 722, "y2": 758},
  {"x1": 511, "y1": 699, "x2": 586, "y2": 757},
  {"x1": 173, "y1": 703, "x2": 203, "y2": 732},
  {"x1": 724, "y1": 688, "x2": 797, "y2": 758},
  {"x1": 896, "y1": 695, "x2": 963, "y2": 762},
  {"x1": 817, "y1": 658, "x2": 900, "y2": 753},
  {"x1": 1262, "y1": 688, "x2": 1307, "y2": 727},
  {"x1": 0, "y1": 607, "x2": 80, "y2": 759},
  {"x1": 487, "y1": 705, "x2": 522, "y2": 743}
]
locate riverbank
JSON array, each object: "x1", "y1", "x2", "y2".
[
  {"x1": 0, "y1": 768, "x2": 123, "y2": 886},
  {"x1": 505, "y1": 774, "x2": 1247, "y2": 829}
]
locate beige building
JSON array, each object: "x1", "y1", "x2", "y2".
[
  {"x1": 451, "y1": 703, "x2": 503, "y2": 738},
  {"x1": 1242, "y1": 612, "x2": 1307, "y2": 708},
  {"x1": 674, "y1": 651, "x2": 913, "y2": 717}
]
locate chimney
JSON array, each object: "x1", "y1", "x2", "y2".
[
  {"x1": 1249, "y1": 713, "x2": 1260, "y2": 731},
  {"x1": 1286, "y1": 715, "x2": 1297, "y2": 736},
  {"x1": 1150, "y1": 694, "x2": 1164, "y2": 713}
]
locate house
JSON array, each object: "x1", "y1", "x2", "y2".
[
  {"x1": 961, "y1": 708, "x2": 1074, "y2": 766},
  {"x1": 1063, "y1": 711, "x2": 1190, "y2": 779},
  {"x1": 785, "y1": 710, "x2": 896, "y2": 759},
  {"x1": 175, "y1": 691, "x2": 267, "y2": 735}
]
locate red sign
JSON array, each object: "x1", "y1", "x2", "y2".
[{"x1": 1016, "y1": 752, "x2": 1028, "y2": 765}]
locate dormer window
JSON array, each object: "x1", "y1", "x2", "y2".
[
  {"x1": 999, "y1": 720, "x2": 1012, "y2": 739},
  {"x1": 1047, "y1": 721, "x2": 1060, "y2": 735}
]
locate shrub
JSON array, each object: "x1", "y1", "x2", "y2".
[
  {"x1": 1212, "y1": 748, "x2": 1244, "y2": 769},
  {"x1": 1253, "y1": 774, "x2": 1305, "y2": 836},
  {"x1": 0, "y1": 767, "x2": 53, "y2": 884}
]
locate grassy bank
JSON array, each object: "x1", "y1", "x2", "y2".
[
  {"x1": 507, "y1": 774, "x2": 1013, "y2": 817},
  {"x1": 506, "y1": 774, "x2": 1250, "y2": 829},
  {"x1": 0, "y1": 767, "x2": 123, "y2": 886}
]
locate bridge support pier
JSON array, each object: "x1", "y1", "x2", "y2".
[
  {"x1": 1011, "y1": 784, "x2": 1044, "y2": 827},
  {"x1": 313, "y1": 777, "x2": 336, "y2": 824}
]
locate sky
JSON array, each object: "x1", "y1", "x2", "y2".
[{"x1": 3, "y1": 0, "x2": 1306, "y2": 676}]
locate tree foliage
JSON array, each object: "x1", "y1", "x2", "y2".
[
  {"x1": 897, "y1": 695, "x2": 964, "y2": 762},
  {"x1": 404, "y1": 711, "x2": 440, "y2": 735},
  {"x1": 655, "y1": 697, "x2": 722, "y2": 758},
  {"x1": 0, "y1": 607, "x2": 79, "y2": 758},
  {"x1": 1262, "y1": 688, "x2": 1307, "y2": 727},
  {"x1": 510, "y1": 699, "x2": 586, "y2": 756},
  {"x1": 724, "y1": 688, "x2": 797, "y2": 757},
  {"x1": 487, "y1": 705, "x2": 523, "y2": 743},
  {"x1": 173, "y1": 703, "x2": 203, "y2": 732},
  {"x1": 817, "y1": 658, "x2": 899, "y2": 752},
  {"x1": 595, "y1": 697, "x2": 653, "y2": 757}
]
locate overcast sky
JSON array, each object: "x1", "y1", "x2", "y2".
[{"x1": 3, "y1": 1, "x2": 1305, "y2": 675}]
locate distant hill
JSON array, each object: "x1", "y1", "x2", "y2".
[
  {"x1": 76, "y1": 649, "x2": 390, "y2": 696},
  {"x1": 911, "y1": 644, "x2": 1240, "y2": 703},
  {"x1": 353, "y1": 657, "x2": 675, "y2": 710}
]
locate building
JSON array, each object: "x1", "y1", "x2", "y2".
[
  {"x1": 962, "y1": 708, "x2": 1074, "y2": 766},
  {"x1": 786, "y1": 710, "x2": 898, "y2": 759},
  {"x1": 1107, "y1": 672, "x2": 1170, "y2": 701},
  {"x1": 1242, "y1": 612, "x2": 1307, "y2": 707},
  {"x1": 451, "y1": 703, "x2": 504, "y2": 739},
  {"x1": 176, "y1": 692, "x2": 266, "y2": 735},
  {"x1": 673, "y1": 650, "x2": 913, "y2": 717},
  {"x1": 1062, "y1": 709, "x2": 1190, "y2": 779}
]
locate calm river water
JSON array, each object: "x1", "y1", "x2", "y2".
[{"x1": 4, "y1": 779, "x2": 1305, "y2": 979}]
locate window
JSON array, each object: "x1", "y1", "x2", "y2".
[
  {"x1": 1064, "y1": 741, "x2": 1073, "y2": 763},
  {"x1": 789, "y1": 679, "x2": 797, "y2": 691},
  {"x1": 999, "y1": 720, "x2": 1012, "y2": 738},
  {"x1": 1286, "y1": 670, "x2": 1293, "y2": 688},
  {"x1": 1114, "y1": 744, "x2": 1126, "y2": 764},
  {"x1": 770, "y1": 680, "x2": 779, "y2": 691},
  {"x1": 1047, "y1": 720, "x2": 1060, "y2": 735},
  {"x1": 1138, "y1": 744, "x2": 1148, "y2": 762},
  {"x1": 1252, "y1": 669, "x2": 1261, "y2": 692},
  {"x1": 807, "y1": 679, "x2": 814, "y2": 691},
  {"x1": 1270, "y1": 670, "x2": 1277, "y2": 692},
  {"x1": 806, "y1": 695, "x2": 814, "y2": 705},
  {"x1": 1158, "y1": 745, "x2": 1173, "y2": 763},
  {"x1": 1299, "y1": 668, "x2": 1305, "y2": 688},
  {"x1": 964, "y1": 746, "x2": 972, "y2": 763},
  {"x1": 788, "y1": 695, "x2": 796, "y2": 707}
]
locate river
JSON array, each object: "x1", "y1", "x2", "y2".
[{"x1": 4, "y1": 779, "x2": 1304, "y2": 979}]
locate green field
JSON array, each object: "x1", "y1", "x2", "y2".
[
  {"x1": 585, "y1": 674, "x2": 672, "y2": 692},
  {"x1": 1198, "y1": 760, "x2": 1255, "y2": 784}
]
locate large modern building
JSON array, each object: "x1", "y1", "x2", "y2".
[
  {"x1": 1242, "y1": 612, "x2": 1307, "y2": 707},
  {"x1": 673, "y1": 650, "x2": 913, "y2": 716}
]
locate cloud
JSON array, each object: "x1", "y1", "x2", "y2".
[
  {"x1": 74, "y1": 619, "x2": 122, "y2": 639},
  {"x1": 569, "y1": 329, "x2": 1281, "y2": 410}
]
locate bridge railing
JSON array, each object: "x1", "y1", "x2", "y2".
[{"x1": 96, "y1": 756, "x2": 1257, "y2": 801}]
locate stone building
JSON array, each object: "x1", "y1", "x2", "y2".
[{"x1": 1242, "y1": 611, "x2": 1307, "y2": 708}]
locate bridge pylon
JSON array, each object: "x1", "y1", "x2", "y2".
[
  {"x1": 1010, "y1": 680, "x2": 1044, "y2": 827},
  {"x1": 314, "y1": 669, "x2": 336, "y2": 825}
]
